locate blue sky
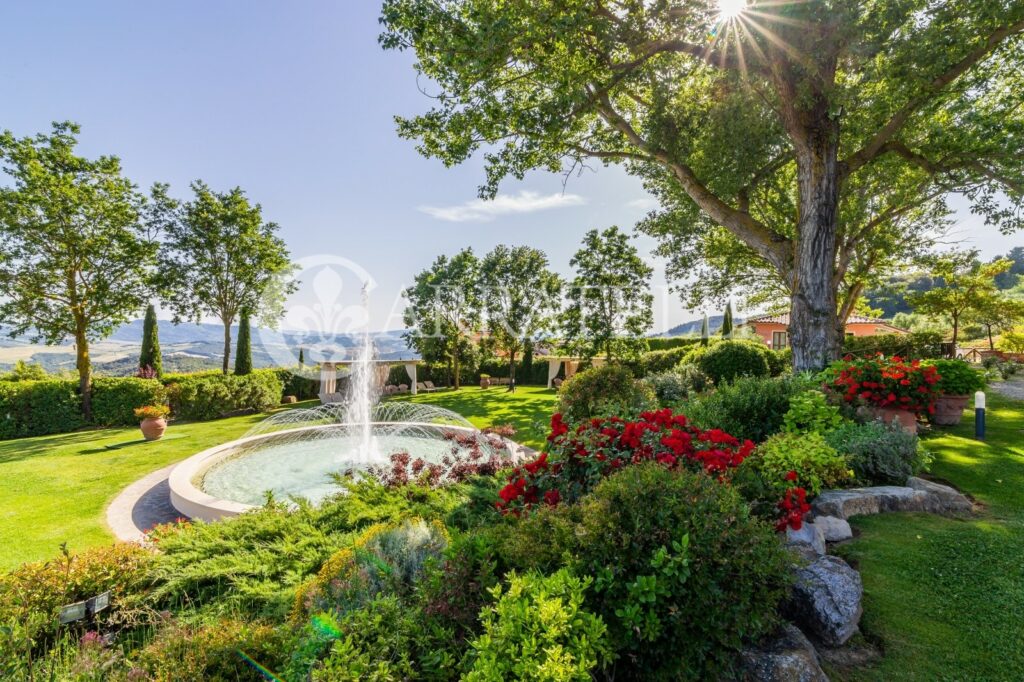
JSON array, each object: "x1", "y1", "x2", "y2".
[{"x1": 1, "y1": 1, "x2": 1019, "y2": 333}]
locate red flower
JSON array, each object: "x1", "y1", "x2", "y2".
[
  {"x1": 785, "y1": 470, "x2": 798, "y2": 482},
  {"x1": 543, "y1": 489, "x2": 561, "y2": 506}
]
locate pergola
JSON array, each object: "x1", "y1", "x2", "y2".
[
  {"x1": 319, "y1": 360, "x2": 423, "y2": 395},
  {"x1": 544, "y1": 356, "x2": 606, "y2": 389}
]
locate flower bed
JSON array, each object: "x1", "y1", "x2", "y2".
[{"x1": 825, "y1": 355, "x2": 941, "y2": 415}]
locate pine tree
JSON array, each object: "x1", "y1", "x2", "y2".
[
  {"x1": 721, "y1": 302, "x2": 733, "y2": 339},
  {"x1": 234, "y1": 309, "x2": 253, "y2": 375},
  {"x1": 139, "y1": 303, "x2": 163, "y2": 377},
  {"x1": 700, "y1": 314, "x2": 710, "y2": 347}
]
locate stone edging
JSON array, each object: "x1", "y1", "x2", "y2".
[{"x1": 743, "y1": 477, "x2": 973, "y2": 681}]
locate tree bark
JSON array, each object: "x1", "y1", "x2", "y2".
[
  {"x1": 74, "y1": 317, "x2": 92, "y2": 420},
  {"x1": 453, "y1": 351, "x2": 461, "y2": 390},
  {"x1": 508, "y1": 348, "x2": 516, "y2": 391},
  {"x1": 222, "y1": 320, "x2": 233, "y2": 375},
  {"x1": 951, "y1": 313, "x2": 960, "y2": 347},
  {"x1": 788, "y1": 119, "x2": 843, "y2": 372}
]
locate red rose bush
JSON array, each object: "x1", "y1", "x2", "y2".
[{"x1": 826, "y1": 354, "x2": 941, "y2": 414}]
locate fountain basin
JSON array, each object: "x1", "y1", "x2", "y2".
[{"x1": 169, "y1": 421, "x2": 532, "y2": 522}]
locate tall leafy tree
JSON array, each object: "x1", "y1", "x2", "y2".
[
  {"x1": 0, "y1": 122, "x2": 164, "y2": 418},
  {"x1": 967, "y1": 293, "x2": 1024, "y2": 350},
  {"x1": 157, "y1": 182, "x2": 294, "y2": 374},
  {"x1": 721, "y1": 302, "x2": 734, "y2": 339},
  {"x1": 480, "y1": 245, "x2": 562, "y2": 389},
  {"x1": 907, "y1": 251, "x2": 1011, "y2": 346},
  {"x1": 234, "y1": 309, "x2": 253, "y2": 375},
  {"x1": 563, "y1": 227, "x2": 653, "y2": 360},
  {"x1": 381, "y1": 0, "x2": 1024, "y2": 370},
  {"x1": 403, "y1": 248, "x2": 481, "y2": 389},
  {"x1": 139, "y1": 303, "x2": 163, "y2": 377}
]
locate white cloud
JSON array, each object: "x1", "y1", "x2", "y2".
[
  {"x1": 418, "y1": 190, "x2": 587, "y2": 222},
  {"x1": 626, "y1": 197, "x2": 659, "y2": 211}
]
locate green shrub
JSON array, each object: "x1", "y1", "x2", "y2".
[
  {"x1": 923, "y1": 359, "x2": 985, "y2": 396},
  {"x1": 419, "y1": 532, "x2": 502, "y2": 645},
  {"x1": 635, "y1": 346, "x2": 692, "y2": 376},
  {"x1": 755, "y1": 432, "x2": 851, "y2": 496},
  {"x1": 825, "y1": 421, "x2": 930, "y2": 485},
  {"x1": 570, "y1": 464, "x2": 788, "y2": 679},
  {"x1": 464, "y1": 569, "x2": 609, "y2": 682},
  {"x1": 165, "y1": 369, "x2": 283, "y2": 421},
  {"x1": 645, "y1": 337, "x2": 704, "y2": 352},
  {"x1": 310, "y1": 597, "x2": 425, "y2": 681},
  {"x1": 91, "y1": 377, "x2": 167, "y2": 426},
  {"x1": 0, "y1": 379, "x2": 84, "y2": 439},
  {"x1": 782, "y1": 389, "x2": 845, "y2": 435},
  {"x1": 766, "y1": 347, "x2": 790, "y2": 376},
  {"x1": 0, "y1": 543, "x2": 153, "y2": 673},
  {"x1": 556, "y1": 364, "x2": 656, "y2": 424},
  {"x1": 642, "y1": 364, "x2": 712, "y2": 406},
  {"x1": 686, "y1": 340, "x2": 771, "y2": 384},
  {"x1": 683, "y1": 374, "x2": 817, "y2": 443},
  {"x1": 842, "y1": 331, "x2": 944, "y2": 360},
  {"x1": 275, "y1": 368, "x2": 320, "y2": 400}
]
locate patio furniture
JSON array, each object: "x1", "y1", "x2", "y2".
[
  {"x1": 423, "y1": 381, "x2": 441, "y2": 392},
  {"x1": 398, "y1": 384, "x2": 409, "y2": 393}
]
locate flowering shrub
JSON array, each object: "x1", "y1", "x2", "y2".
[
  {"x1": 367, "y1": 430, "x2": 516, "y2": 488},
  {"x1": 826, "y1": 354, "x2": 941, "y2": 414},
  {"x1": 497, "y1": 408, "x2": 775, "y2": 516},
  {"x1": 782, "y1": 389, "x2": 845, "y2": 434}
]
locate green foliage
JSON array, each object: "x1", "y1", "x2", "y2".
[
  {"x1": 999, "y1": 327, "x2": 1024, "y2": 354},
  {"x1": 91, "y1": 377, "x2": 167, "y2": 426},
  {"x1": 683, "y1": 374, "x2": 818, "y2": 443},
  {"x1": 923, "y1": 359, "x2": 985, "y2": 396},
  {"x1": 275, "y1": 368, "x2": 320, "y2": 400},
  {"x1": 572, "y1": 465, "x2": 788, "y2": 679},
  {"x1": 642, "y1": 365, "x2": 710, "y2": 405},
  {"x1": 783, "y1": 389, "x2": 845, "y2": 435},
  {"x1": 841, "y1": 331, "x2": 945, "y2": 359},
  {"x1": 686, "y1": 340, "x2": 771, "y2": 384},
  {"x1": 646, "y1": 337, "x2": 704, "y2": 352},
  {"x1": 309, "y1": 597, "x2": 424, "y2": 681},
  {"x1": 826, "y1": 421, "x2": 929, "y2": 485},
  {"x1": 634, "y1": 346, "x2": 692, "y2": 375},
  {"x1": 755, "y1": 432, "x2": 851, "y2": 496},
  {"x1": 562, "y1": 227, "x2": 653, "y2": 361},
  {"x1": 721, "y1": 301, "x2": 733, "y2": 338},
  {"x1": 156, "y1": 180, "x2": 295, "y2": 374},
  {"x1": 139, "y1": 303, "x2": 162, "y2": 377},
  {"x1": 1, "y1": 360, "x2": 47, "y2": 382},
  {"x1": 556, "y1": 364, "x2": 656, "y2": 424},
  {"x1": 0, "y1": 379, "x2": 84, "y2": 439},
  {"x1": 165, "y1": 369, "x2": 283, "y2": 421},
  {"x1": 465, "y1": 569, "x2": 609, "y2": 682},
  {"x1": 234, "y1": 309, "x2": 253, "y2": 375}
]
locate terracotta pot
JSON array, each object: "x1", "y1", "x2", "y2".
[
  {"x1": 480, "y1": 377, "x2": 491, "y2": 389},
  {"x1": 931, "y1": 394, "x2": 970, "y2": 426},
  {"x1": 140, "y1": 417, "x2": 167, "y2": 441},
  {"x1": 867, "y1": 406, "x2": 918, "y2": 435}
]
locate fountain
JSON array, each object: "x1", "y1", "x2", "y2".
[{"x1": 167, "y1": 285, "x2": 532, "y2": 521}]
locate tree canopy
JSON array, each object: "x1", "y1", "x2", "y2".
[
  {"x1": 381, "y1": 0, "x2": 1024, "y2": 369},
  {"x1": 157, "y1": 182, "x2": 294, "y2": 374},
  {"x1": 0, "y1": 122, "x2": 164, "y2": 416}
]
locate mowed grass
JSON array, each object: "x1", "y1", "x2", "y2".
[
  {"x1": 830, "y1": 393, "x2": 1024, "y2": 681},
  {"x1": 0, "y1": 387, "x2": 558, "y2": 571},
  {"x1": 386, "y1": 384, "x2": 558, "y2": 450}
]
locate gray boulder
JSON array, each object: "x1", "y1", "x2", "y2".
[
  {"x1": 787, "y1": 521, "x2": 826, "y2": 555},
  {"x1": 907, "y1": 477, "x2": 972, "y2": 514},
  {"x1": 786, "y1": 555, "x2": 863, "y2": 647},
  {"x1": 811, "y1": 486, "x2": 926, "y2": 519},
  {"x1": 740, "y1": 623, "x2": 829, "y2": 682},
  {"x1": 814, "y1": 515, "x2": 853, "y2": 543}
]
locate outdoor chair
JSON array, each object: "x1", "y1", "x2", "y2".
[
  {"x1": 398, "y1": 384, "x2": 409, "y2": 393},
  {"x1": 423, "y1": 381, "x2": 441, "y2": 392}
]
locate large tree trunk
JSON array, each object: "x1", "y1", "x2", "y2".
[
  {"x1": 222, "y1": 319, "x2": 232, "y2": 375},
  {"x1": 74, "y1": 317, "x2": 92, "y2": 420},
  {"x1": 789, "y1": 119, "x2": 843, "y2": 372}
]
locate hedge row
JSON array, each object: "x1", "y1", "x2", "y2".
[{"x1": 166, "y1": 370, "x2": 283, "y2": 422}]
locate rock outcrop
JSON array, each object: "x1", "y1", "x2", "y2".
[
  {"x1": 786, "y1": 555, "x2": 863, "y2": 647},
  {"x1": 741, "y1": 624, "x2": 829, "y2": 682}
]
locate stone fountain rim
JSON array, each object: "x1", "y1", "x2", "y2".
[{"x1": 168, "y1": 421, "x2": 535, "y2": 522}]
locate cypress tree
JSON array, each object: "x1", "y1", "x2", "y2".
[
  {"x1": 700, "y1": 314, "x2": 710, "y2": 347},
  {"x1": 721, "y1": 302, "x2": 733, "y2": 339},
  {"x1": 235, "y1": 309, "x2": 253, "y2": 375},
  {"x1": 298, "y1": 347, "x2": 305, "y2": 367},
  {"x1": 139, "y1": 303, "x2": 163, "y2": 377}
]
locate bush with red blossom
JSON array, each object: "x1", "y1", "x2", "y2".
[
  {"x1": 825, "y1": 354, "x2": 941, "y2": 414},
  {"x1": 367, "y1": 429, "x2": 517, "y2": 488}
]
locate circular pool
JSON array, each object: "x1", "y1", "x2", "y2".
[{"x1": 168, "y1": 404, "x2": 533, "y2": 521}]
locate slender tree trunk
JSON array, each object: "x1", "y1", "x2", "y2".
[
  {"x1": 951, "y1": 313, "x2": 960, "y2": 347},
  {"x1": 453, "y1": 352, "x2": 461, "y2": 390},
  {"x1": 988, "y1": 324, "x2": 995, "y2": 350},
  {"x1": 508, "y1": 348, "x2": 516, "y2": 392},
  {"x1": 222, "y1": 321, "x2": 232, "y2": 375},
  {"x1": 74, "y1": 317, "x2": 92, "y2": 420},
  {"x1": 789, "y1": 119, "x2": 843, "y2": 372}
]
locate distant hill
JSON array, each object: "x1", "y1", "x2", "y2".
[{"x1": 655, "y1": 314, "x2": 744, "y2": 337}]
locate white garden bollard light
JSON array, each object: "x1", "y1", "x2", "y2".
[{"x1": 975, "y1": 391, "x2": 986, "y2": 441}]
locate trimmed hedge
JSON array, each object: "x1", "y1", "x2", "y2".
[
  {"x1": 92, "y1": 378, "x2": 167, "y2": 427},
  {"x1": 684, "y1": 340, "x2": 772, "y2": 384},
  {"x1": 166, "y1": 369, "x2": 283, "y2": 421},
  {"x1": 842, "y1": 331, "x2": 943, "y2": 359},
  {"x1": 0, "y1": 380, "x2": 84, "y2": 440},
  {"x1": 273, "y1": 369, "x2": 320, "y2": 401},
  {"x1": 645, "y1": 337, "x2": 705, "y2": 352}
]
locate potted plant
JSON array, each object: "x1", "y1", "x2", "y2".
[
  {"x1": 480, "y1": 373, "x2": 491, "y2": 389},
  {"x1": 134, "y1": 404, "x2": 170, "y2": 441},
  {"x1": 825, "y1": 355, "x2": 941, "y2": 434},
  {"x1": 925, "y1": 359, "x2": 985, "y2": 426}
]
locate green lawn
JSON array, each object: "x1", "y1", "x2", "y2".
[
  {"x1": 830, "y1": 393, "x2": 1024, "y2": 681},
  {"x1": 0, "y1": 387, "x2": 558, "y2": 571}
]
